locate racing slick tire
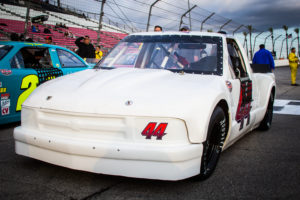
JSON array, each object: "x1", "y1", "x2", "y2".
[
  {"x1": 195, "y1": 106, "x2": 227, "y2": 180},
  {"x1": 258, "y1": 93, "x2": 274, "y2": 131}
]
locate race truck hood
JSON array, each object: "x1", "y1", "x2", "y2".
[
  {"x1": 24, "y1": 68, "x2": 228, "y2": 142},
  {"x1": 25, "y1": 68, "x2": 225, "y2": 116}
]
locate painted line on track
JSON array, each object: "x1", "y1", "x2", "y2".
[{"x1": 274, "y1": 99, "x2": 300, "y2": 116}]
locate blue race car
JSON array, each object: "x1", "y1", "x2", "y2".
[{"x1": 0, "y1": 41, "x2": 92, "y2": 125}]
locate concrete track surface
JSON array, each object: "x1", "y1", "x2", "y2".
[{"x1": 1, "y1": 66, "x2": 300, "y2": 200}]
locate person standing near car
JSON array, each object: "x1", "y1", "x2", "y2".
[
  {"x1": 44, "y1": 36, "x2": 52, "y2": 44},
  {"x1": 288, "y1": 47, "x2": 299, "y2": 86},
  {"x1": 75, "y1": 35, "x2": 95, "y2": 60},
  {"x1": 95, "y1": 45, "x2": 103, "y2": 61},
  {"x1": 252, "y1": 44, "x2": 275, "y2": 72}
]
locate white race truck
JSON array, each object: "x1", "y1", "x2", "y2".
[{"x1": 14, "y1": 32, "x2": 275, "y2": 180}]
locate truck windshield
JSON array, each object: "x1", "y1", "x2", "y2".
[{"x1": 96, "y1": 35, "x2": 223, "y2": 75}]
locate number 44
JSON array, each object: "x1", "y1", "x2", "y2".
[{"x1": 141, "y1": 122, "x2": 168, "y2": 140}]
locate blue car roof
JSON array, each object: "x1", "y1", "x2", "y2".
[{"x1": 0, "y1": 41, "x2": 70, "y2": 50}]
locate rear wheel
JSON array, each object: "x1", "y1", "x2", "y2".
[
  {"x1": 259, "y1": 93, "x2": 274, "y2": 130},
  {"x1": 196, "y1": 106, "x2": 227, "y2": 180}
]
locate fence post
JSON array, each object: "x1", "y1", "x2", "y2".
[
  {"x1": 24, "y1": 2, "x2": 30, "y2": 37},
  {"x1": 179, "y1": 5, "x2": 196, "y2": 30},
  {"x1": 273, "y1": 35, "x2": 282, "y2": 54},
  {"x1": 279, "y1": 37, "x2": 286, "y2": 58},
  {"x1": 253, "y1": 31, "x2": 263, "y2": 54},
  {"x1": 219, "y1": 19, "x2": 232, "y2": 31},
  {"x1": 187, "y1": 0, "x2": 192, "y2": 30},
  {"x1": 233, "y1": 25, "x2": 243, "y2": 35},
  {"x1": 264, "y1": 34, "x2": 271, "y2": 45},
  {"x1": 146, "y1": 0, "x2": 160, "y2": 32},
  {"x1": 200, "y1": 13, "x2": 215, "y2": 31},
  {"x1": 97, "y1": 0, "x2": 106, "y2": 44}
]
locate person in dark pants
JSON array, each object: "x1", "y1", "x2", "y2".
[
  {"x1": 252, "y1": 44, "x2": 275, "y2": 72},
  {"x1": 75, "y1": 35, "x2": 95, "y2": 59},
  {"x1": 288, "y1": 47, "x2": 299, "y2": 86}
]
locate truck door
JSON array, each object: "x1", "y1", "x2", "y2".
[{"x1": 226, "y1": 39, "x2": 253, "y2": 135}]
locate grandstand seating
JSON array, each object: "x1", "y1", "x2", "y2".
[{"x1": 0, "y1": 3, "x2": 128, "y2": 52}]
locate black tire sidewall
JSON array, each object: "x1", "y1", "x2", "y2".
[
  {"x1": 259, "y1": 93, "x2": 274, "y2": 130},
  {"x1": 199, "y1": 106, "x2": 226, "y2": 180}
]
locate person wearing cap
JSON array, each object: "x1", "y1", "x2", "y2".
[
  {"x1": 45, "y1": 36, "x2": 52, "y2": 44},
  {"x1": 180, "y1": 26, "x2": 190, "y2": 32},
  {"x1": 154, "y1": 25, "x2": 163, "y2": 32},
  {"x1": 75, "y1": 35, "x2": 95, "y2": 59}
]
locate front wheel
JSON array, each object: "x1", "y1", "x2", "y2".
[
  {"x1": 195, "y1": 106, "x2": 227, "y2": 180},
  {"x1": 258, "y1": 93, "x2": 274, "y2": 131}
]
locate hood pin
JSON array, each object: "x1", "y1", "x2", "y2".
[
  {"x1": 46, "y1": 96, "x2": 52, "y2": 100},
  {"x1": 125, "y1": 100, "x2": 133, "y2": 106}
]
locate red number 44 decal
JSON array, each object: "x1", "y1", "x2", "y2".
[{"x1": 141, "y1": 122, "x2": 168, "y2": 140}]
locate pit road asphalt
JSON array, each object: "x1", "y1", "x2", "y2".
[{"x1": 1, "y1": 66, "x2": 300, "y2": 200}]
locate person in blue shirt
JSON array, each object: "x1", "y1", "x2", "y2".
[{"x1": 252, "y1": 44, "x2": 275, "y2": 71}]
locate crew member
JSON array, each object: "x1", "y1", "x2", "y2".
[
  {"x1": 44, "y1": 36, "x2": 52, "y2": 44},
  {"x1": 288, "y1": 47, "x2": 299, "y2": 86},
  {"x1": 252, "y1": 44, "x2": 275, "y2": 71},
  {"x1": 95, "y1": 45, "x2": 103, "y2": 60},
  {"x1": 75, "y1": 35, "x2": 95, "y2": 59}
]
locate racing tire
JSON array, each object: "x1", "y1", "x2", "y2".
[
  {"x1": 195, "y1": 106, "x2": 227, "y2": 180},
  {"x1": 258, "y1": 93, "x2": 274, "y2": 131}
]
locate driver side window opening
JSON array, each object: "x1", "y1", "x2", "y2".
[
  {"x1": 226, "y1": 39, "x2": 248, "y2": 78},
  {"x1": 10, "y1": 47, "x2": 52, "y2": 69},
  {"x1": 57, "y1": 49, "x2": 86, "y2": 68}
]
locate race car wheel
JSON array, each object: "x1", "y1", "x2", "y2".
[
  {"x1": 196, "y1": 106, "x2": 227, "y2": 180},
  {"x1": 259, "y1": 93, "x2": 274, "y2": 130}
]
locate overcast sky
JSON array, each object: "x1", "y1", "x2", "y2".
[
  {"x1": 61, "y1": 0, "x2": 300, "y2": 33},
  {"x1": 59, "y1": 0, "x2": 299, "y2": 57},
  {"x1": 193, "y1": 0, "x2": 300, "y2": 30}
]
